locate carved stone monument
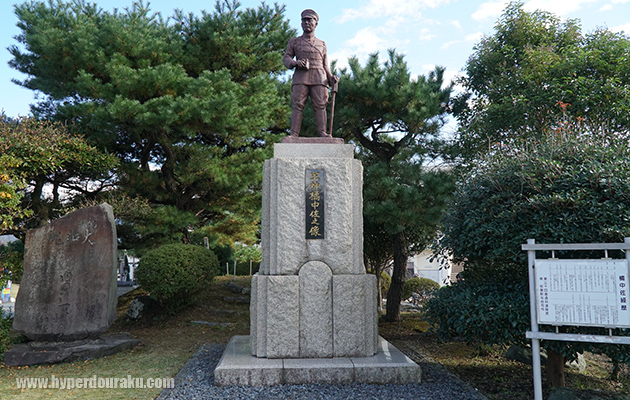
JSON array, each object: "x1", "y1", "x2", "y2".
[
  {"x1": 213, "y1": 7, "x2": 419, "y2": 386},
  {"x1": 14, "y1": 203, "x2": 118, "y2": 341},
  {"x1": 251, "y1": 142, "x2": 377, "y2": 359},
  {"x1": 6, "y1": 203, "x2": 139, "y2": 366},
  {"x1": 214, "y1": 140, "x2": 421, "y2": 385}
]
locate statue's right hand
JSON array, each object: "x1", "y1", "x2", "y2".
[{"x1": 296, "y1": 59, "x2": 308, "y2": 69}]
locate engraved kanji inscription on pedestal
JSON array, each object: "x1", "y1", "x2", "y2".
[{"x1": 306, "y1": 169, "x2": 325, "y2": 239}]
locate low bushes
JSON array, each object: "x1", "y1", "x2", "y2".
[
  {"x1": 403, "y1": 277, "x2": 440, "y2": 305},
  {"x1": 136, "y1": 244, "x2": 220, "y2": 311},
  {"x1": 380, "y1": 271, "x2": 391, "y2": 296},
  {"x1": 0, "y1": 309, "x2": 13, "y2": 360},
  {"x1": 223, "y1": 261, "x2": 260, "y2": 276},
  {"x1": 424, "y1": 280, "x2": 530, "y2": 345}
]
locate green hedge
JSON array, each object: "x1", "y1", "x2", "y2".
[
  {"x1": 425, "y1": 281, "x2": 530, "y2": 345},
  {"x1": 136, "y1": 244, "x2": 220, "y2": 311},
  {"x1": 402, "y1": 277, "x2": 440, "y2": 301},
  {"x1": 222, "y1": 261, "x2": 260, "y2": 276},
  {"x1": 380, "y1": 271, "x2": 391, "y2": 296},
  {"x1": 434, "y1": 131, "x2": 630, "y2": 362},
  {"x1": 0, "y1": 309, "x2": 13, "y2": 360}
]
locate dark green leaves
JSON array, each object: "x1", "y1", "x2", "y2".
[
  {"x1": 455, "y1": 1, "x2": 630, "y2": 160},
  {"x1": 10, "y1": 1, "x2": 296, "y2": 247}
]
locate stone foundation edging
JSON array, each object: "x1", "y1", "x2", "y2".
[{"x1": 214, "y1": 335, "x2": 421, "y2": 386}]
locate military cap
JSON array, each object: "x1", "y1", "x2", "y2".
[{"x1": 301, "y1": 9, "x2": 319, "y2": 21}]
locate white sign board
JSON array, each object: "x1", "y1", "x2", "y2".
[{"x1": 535, "y1": 259, "x2": 630, "y2": 327}]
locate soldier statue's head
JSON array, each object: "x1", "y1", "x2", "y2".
[{"x1": 301, "y1": 9, "x2": 319, "y2": 33}]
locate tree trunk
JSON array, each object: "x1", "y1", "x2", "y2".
[
  {"x1": 385, "y1": 231, "x2": 407, "y2": 322},
  {"x1": 546, "y1": 350, "x2": 566, "y2": 387},
  {"x1": 611, "y1": 361, "x2": 621, "y2": 381},
  {"x1": 375, "y1": 264, "x2": 383, "y2": 313},
  {"x1": 31, "y1": 174, "x2": 48, "y2": 227}
]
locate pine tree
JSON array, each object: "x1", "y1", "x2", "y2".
[
  {"x1": 335, "y1": 51, "x2": 454, "y2": 321},
  {"x1": 10, "y1": 0, "x2": 295, "y2": 248}
]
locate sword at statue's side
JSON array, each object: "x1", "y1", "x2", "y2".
[{"x1": 328, "y1": 79, "x2": 339, "y2": 136}]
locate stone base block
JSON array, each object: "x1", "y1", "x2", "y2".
[
  {"x1": 251, "y1": 272, "x2": 377, "y2": 358},
  {"x1": 280, "y1": 136, "x2": 344, "y2": 144},
  {"x1": 261, "y1": 144, "x2": 364, "y2": 276},
  {"x1": 4, "y1": 333, "x2": 141, "y2": 367},
  {"x1": 215, "y1": 335, "x2": 420, "y2": 386}
]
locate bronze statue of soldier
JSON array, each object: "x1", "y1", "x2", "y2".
[{"x1": 283, "y1": 9, "x2": 339, "y2": 137}]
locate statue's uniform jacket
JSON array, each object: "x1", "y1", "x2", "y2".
[{"x1": 283, "y1": 36, "x2": 330, "y2": 87}]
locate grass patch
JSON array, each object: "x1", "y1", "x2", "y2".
[{"x1": 0, "y1": 275, "x2": 250, "y2": 399}]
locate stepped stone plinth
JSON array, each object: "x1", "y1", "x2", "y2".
[{"x1": 214, "y1": 140, "x2": 421, "y2": 386}]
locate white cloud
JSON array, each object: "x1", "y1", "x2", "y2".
[
  {"x1": 472, "y1": 1, "x2": 509, "y2": 22},
  {"x1": 338, "y1": 0, "x2": 452, "y2": 23},
  {"x1": 329, "y1": 27, "x2": 391, "y2": 70},
  {"x1": 599, "y1": 0, "x2": 630, "y2": 12},
  {"x1": 450, "y1": 20, "x2": 463, "y2": 31},
  {"x1": 473, "y1": 0, "x2": 604, "y2": 21},
  {"x1": 383, "y1": 15, "x2": 410, "y2": 31},
  {"x1": 420, "y1": 63, "x2": 438, "y2": 73},
  {"x1": 466, "y1": 31, "x2": 485, "y2": 42},
  {"x1": 522, "y1": 0, "x2": 599, "y2": 16},
  {"x1": 443, "y1": 70, "x2": 464, "y2": 92},
  {"x1": 328, "y1": 48, "x2": 354, "y2": 71},
  {"x1": 331, "y1": 0, "x2": 458, "y2": 73},
  {"x1": 338, "y1": 0, "x2": 418, "y2": 22},
  {"x1": 440, "y1": 32, "x2": 483, "y2": 50},
  {"x1": 418, "y1": 28, "x2": 437, "y2": 42},
  {"x1": 611, "y1": 22, "x2": 630, "y2": 33},
  {"x1": 330, "y1": 16, "x2": 419, "y2": 70},
  {"x1": 346, "y1": 27, "x2": 388, "y2": 54}
]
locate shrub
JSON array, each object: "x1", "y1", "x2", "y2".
[
  {"x1": 0, "y1": 240, "x2": 24, "y2": 286},
  {"x1": 435, "y1": 125, "x2": 630, "y2": 378},
  {"x1": 0, "y1": 308, "x2": 13, "y2": 360},
  {"x1": 424, "y1": 281, "x2": 530, "y2": 345},
  {"x1": 380, "y1": 271, "x2": 391, "y2": 297},
  {"x1": 439, "y1": 131, "x2": 630, "y2": 283},
  {"x1": 209, "y1": 243, "x2": 233, "y2": 270},
  {"x1": 136, "y1": 244, "x2": 220, "y2": 311},
  {"x1": 402, "y1": 277, "x2": 440, "y2": 303}
]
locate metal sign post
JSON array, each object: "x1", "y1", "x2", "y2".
[
  {"x1": 523, "y1": 238, "x2": 630, "y2": 400},
  {"x1": 526, "y1": 239, "x2": 544, "y2": 400}
]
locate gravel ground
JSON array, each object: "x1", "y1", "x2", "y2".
[{"x1": 159, "y1": 343, "x2": 488, "y2": 400}]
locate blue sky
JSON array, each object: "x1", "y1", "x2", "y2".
[{"x1": 2, "y1": 0, "x2": 630, "y2": 123}]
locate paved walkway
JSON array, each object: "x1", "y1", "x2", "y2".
[{"x1": 116, "y1": 284, "x2": 139, "y2": 297}]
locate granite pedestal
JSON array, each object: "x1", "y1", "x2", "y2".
[
  {"x1": 214, "y1": 140, "x2": 421, "y2": 385},
  {"x1": 215, "y1": 336, "x2": 421, "y2": 386}
]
